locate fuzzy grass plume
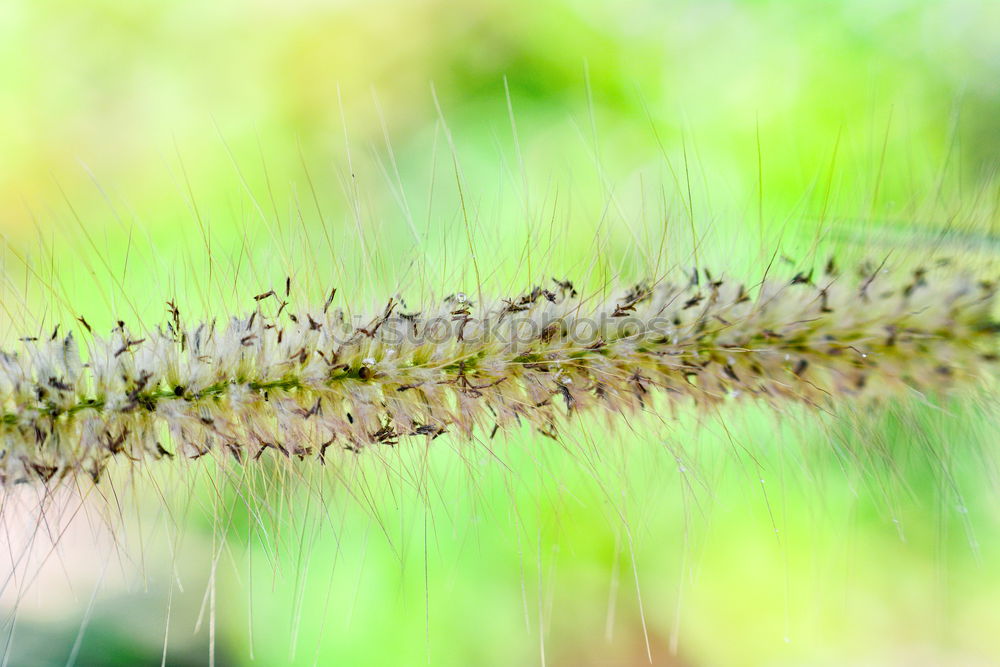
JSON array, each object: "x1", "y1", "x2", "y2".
[{"x1": 1, "y1": 260, "x2": 997, "y2": 486}]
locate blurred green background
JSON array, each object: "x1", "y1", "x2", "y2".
[{"x1": 1, "y1": 0, "x2": 1000, "y2": 665}]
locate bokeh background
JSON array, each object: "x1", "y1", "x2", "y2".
[{"x1": 1, "y1": 0, "x2": 1000, "y2": 665}]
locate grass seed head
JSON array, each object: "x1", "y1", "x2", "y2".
[{"x1": 0, "y1": 262, "x2": 996, "y2": 486}]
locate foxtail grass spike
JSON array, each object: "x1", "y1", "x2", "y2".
[{"x1": 1, "y1": 263, "x2": 997, "y2": 485}]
